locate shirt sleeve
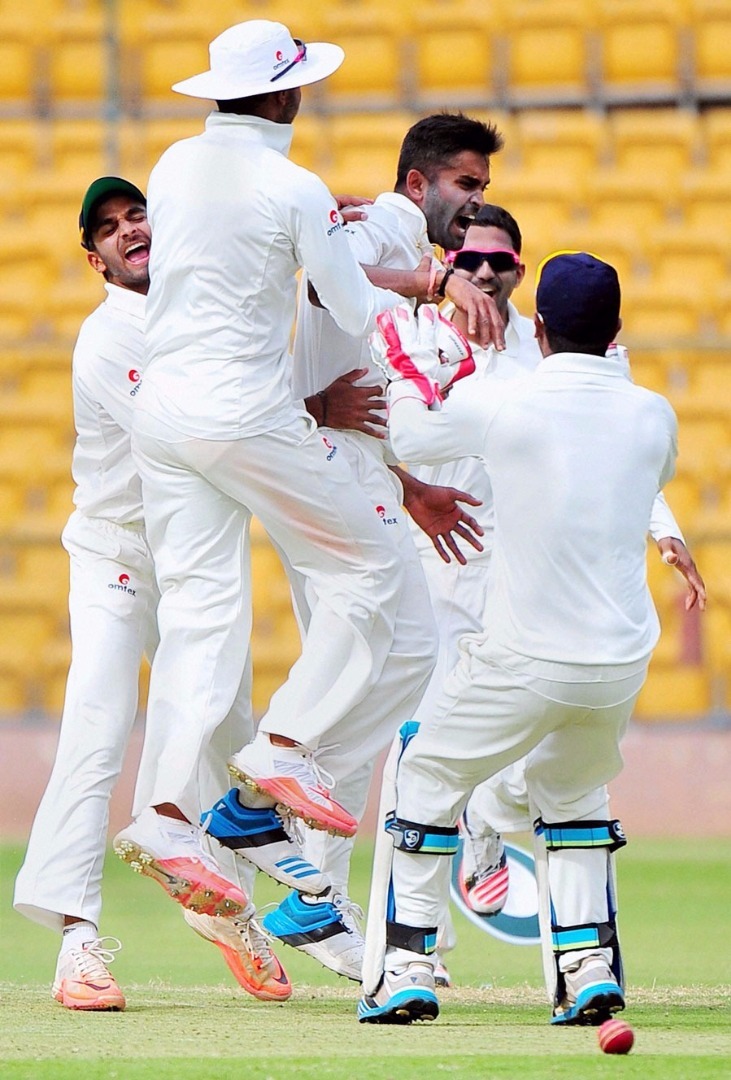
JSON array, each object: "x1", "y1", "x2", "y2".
[
  {"x1": 387, "y1": 380, "x2": 495, "y2": 465},
  {"x1": 341, "y1": 206, "x2": 396, "y2": 266},
  {"x1": 289, "y1": 172, "x2": 402, "y2": 338},
  {"x1": 648, "y1": 491, "x2": 685, "y2": 543}
]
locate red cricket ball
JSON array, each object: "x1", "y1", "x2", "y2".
[{"x1": 598, "y1": 1018, "x2": 635, "y2": 1054}]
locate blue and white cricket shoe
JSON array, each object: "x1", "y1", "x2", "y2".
[
  {"x1": 201, "y1": 789, "x2": 330, "y2": 895},
  {"x1": 551, "y1": 954, "x2": 625, "y2": 1026},
  {"x1": 357, "y1": 963, "x2": 440, "y2": 1024},
  {"x1": 263, "y1": 889, "x2": 364, "y2": 981}
]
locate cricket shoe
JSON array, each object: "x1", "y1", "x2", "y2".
[
  {"x1": 357, "y1": 961, "x2": 439, "y2": 1024},
  {"x1": 183, "y1": 908, "x2": 292, "y2": 1001},
  {"x1": 262, "y1": 889, "x2": 364, "y2": 981},
  {"x1": 113, "y1": 808, "x2": 247, "y2": 917},
  {"x1": 552, "y1": 953, "x2": 625, "y2": 1026},
  {"x1": 433, "y1": 954, "x2": 452, "y2": 988},
  {"x1": 200, "y1": 787, "x2": 330, "y2": 895},
  {"x1": 228, "y1": 734, "x2": 357, "y2": 838},
  {"x1": 460, "y1": 817, "x2": 509, "y2": 916},
  {"x1": 52, "y1": 937, "x2": 126, "y2": 1011}
]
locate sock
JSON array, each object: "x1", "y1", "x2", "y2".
[{"x1": 60, "y1": 920, "x2": 98, "y2": 956}]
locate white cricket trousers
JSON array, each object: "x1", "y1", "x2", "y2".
[
  {"x1": 132, "y1": 414, "x2": 405, "y2": 824},
  {"x1": 14, "y1": 513, "x2": 159, "y2": 932},
  {"x1": 389, "y1": 637, "x2": 648, "y2": 954},
  {"x1": 282, "y1": 429, "x2": 438, "y2": 892}
]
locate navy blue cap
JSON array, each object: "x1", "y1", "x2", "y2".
[{"x1": 536, "y1": 251, "x2": 620, "y2": 342}]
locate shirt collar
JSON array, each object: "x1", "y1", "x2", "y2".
[
  {"x1": 536, "y1": 351, "x2": 629, "y2": 377},
  {"x1": 104, "y1": 283, "x2": 146, "y2": 318},
  {"x1": 204, "y1": 109, "x2": 294, "y2": 158},
  {"x1": 373, "y1": 191, "x2": 433, "y2": 256}
]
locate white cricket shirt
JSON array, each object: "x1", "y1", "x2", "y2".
[
  {"x1": 140, "y1": 111, "x2": 400, "y2": 440},
  {"x1": 389, "y1": 351, "x2": 678, "y2": 666},
  {"x1": 71, "y1": 283, "x2": 146, "y2": 524}
]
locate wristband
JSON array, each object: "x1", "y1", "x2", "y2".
[
  {"x1": 427, "y1": 261, "x2": 441, "y2": 302},
  {"x1": 317, "y1": 389, "x2": 328, "y2": 426},
  {"x1": 436, "y1": 266, "x2": 454, "y2": 298}
]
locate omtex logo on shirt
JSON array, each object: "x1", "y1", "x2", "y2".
[
  {"x1": 326, "y1": 208, "x2": 342, "y2": 237},
  {"x1": 376, "y1": 504, "x2": 397, "y2": 525},
  {"x1": 128, "y1": 369, "x2": 142, "y2": 397},
  {"x1": 108, "y1": 573, "x2": 136, "y2": 596}
]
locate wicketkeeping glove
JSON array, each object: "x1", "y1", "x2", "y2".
[{"x1": 369, "y1": 303, "x2": 474, "y2": 408}]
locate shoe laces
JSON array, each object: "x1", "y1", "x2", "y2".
[
  {"x1": 276, "y1": 807, "x2": 305, "y2": 846},
  {"x1": 272, "y1": 747, "x2": 335, "y2": 794},
  {"x1": 75, "y1": 937, "x2": 123, "y2": 978},
  {"x1": 169, "y1": 821, "x2": 224, "y2": 875},
  {"x1": 331, "y1": 893, "x2": 364, "y2": 935},
  {"x1": 233, "y1": 916, "x2": 277, "y2": 971}
]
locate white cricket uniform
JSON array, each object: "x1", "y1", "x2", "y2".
[
  {"x1": 132, "y1": 111, "x2": 408, "y2": 824},
  {"x1": 408, "y1": 326, "x2": 685, "y2": 837},
  {"x1": 288, "y1": 192, "x2": 438, "y2": 889},
  {"x1": 385, "y1": 351, "x2": 677, "y2": 958},
  {"x1": 13, "y1": 286, "x2": 158, "y2": 932}
]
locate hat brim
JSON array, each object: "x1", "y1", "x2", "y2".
[{"x1": 172, "y1": 42, "x2": 345, "y2": 99}]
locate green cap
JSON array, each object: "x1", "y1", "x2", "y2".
[{"x1": 79, "y1": 177, "x2": 146, "y2": 251}]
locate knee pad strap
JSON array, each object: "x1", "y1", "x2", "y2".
[
  {"x1": 537, "y1": 818, "x2": 627, "y2": 853},
  {"x1": 551, "y1": 919, "x2": 619, "y2": 954},
  {"x1": 385, "y1": 813, "x2": 459, "y2": 855},
  {"x1": 386, "y1": 920, "x2": 438, "y2": 955}
]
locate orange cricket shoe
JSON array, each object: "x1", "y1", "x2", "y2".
[{"x1": 52, "y1": 938, "x2": 126, "y2": 1011}]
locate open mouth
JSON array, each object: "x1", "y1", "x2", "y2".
[
  {"x1": 124, "y1": 241, "x2": 150, "y2": 265},
  {"x1": 454, "y1": 213, "x2": 476, "y2": 236}
]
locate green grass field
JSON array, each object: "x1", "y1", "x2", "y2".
[{"x1": 1, "y1": 838, "x2": 729, "y2": 1079}]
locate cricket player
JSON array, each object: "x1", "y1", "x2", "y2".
[
  {"x1": 407, "y1": 208, "x2": 705, "y2": 954},
  {"x1": 260, "y1": 113, "x2": 506, "y2": 981},
  {"x1": 358, "y1": 253, "x2": 680, "y2": 1026},
  {"x1": 14, "y1": 178, "x2": 290, "y2": 1009},
  {"x1": 112, "y1": 21, "x2": 505, "y2": 923}
]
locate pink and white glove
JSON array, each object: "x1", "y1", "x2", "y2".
[{"x1": 369, "y1": 303, "x2": 474, "y2": 408}]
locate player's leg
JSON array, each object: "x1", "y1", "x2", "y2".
[
  {"x1": 14, "y1": 514, "x2": 157, "y2": 1010},
  {"x1": 525, "y1": 688, "x2": 642, "y2": 1025}
]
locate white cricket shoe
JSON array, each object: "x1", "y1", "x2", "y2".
[
  {"x1": 263, "y1": 889, "x2": 364, "y2": 981},
  {"x1": 228, "y1": 733, "x2": 358, "y2": 838},
  {"x1": 183, "y1": 908, "x2": 292, "y2": 1001},
  {"x1": 52, "y1": 937, "x2": 126, "y2": 1011},
  {"x1": 113, "y1": 807, "x2": 247, "y2": 917},
  {"x1": 553, "y1": 953, "x2": 625, "y2": 1026},
  {"x1": 357, "y1": 960, "x2": 439, "y2": 1024}
]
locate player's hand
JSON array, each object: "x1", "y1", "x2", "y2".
[
  {"x1": 657, "y1": 536, "x2": 707, "y2": 611},
  {"x1": 335, "y1": 194, "x2": 373, "y2": 223},
  {"x1": 399, "y1": 471, "x2": 485, "y2": 564},
  {"x1": 444, "y1": 274, "x2": 505, "y2": 351},
  {"x1": 321, "y1": 368, "x2": 387, "y2": 437}
]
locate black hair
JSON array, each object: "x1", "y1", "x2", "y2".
[
  {"x1": 216, "y1": 93, "x2": 270, "y2": 112},
  {"x1": 473, "y1": 204, "x2": 522, "y2": 254},
  {"x1": 543, "y1": 329, "x2": 612, "y2": 357},
  {"x1": 395, "y1": 113, "x2": 504, "y2": 188}
]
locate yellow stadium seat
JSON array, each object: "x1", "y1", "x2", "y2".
[
  {"x1": 120, "y1": 12, "x2": 212, "y2": 111},
  {"x1": 514, "y1": 109, "x2": 606, "y2": 177},
  {"x1": 682, "y1": 352, "x2": 731, "y2": 416},
  {"x1": 319, "y1": 7, "x2": 409, "y2": 108},
  {"x1": 322, "y1": 111, "x2": 420, "y2": 199},
  {"x1": 0, "y1": 120, "x2": 43, "y2": 183},
  {"x1": 608, "y1": 109, "x2": 702, "y2": 181},
  {"x1": 119, "y1": 117, "x2": 204, "y2": 179},
  {"x1": 502, "y1": 1, "x2": 594, "y2": 106},
  {"x1": 49, "y1": 120, "x2": 111, "y2": 185},
  {"x1": 644, "y1": 224, "x2": 728, "y2": 332},
  {"x1": 597, "y1": 0, "x2": 688, "y2": 103},
  {"x1": 408, "y1": 1, "x2": 499, "y2": 107},
  {"x1": 683, "y1": 168, "x2": 731, "y2": 238},
  {"x1": 673, "y1": 410, "x2": 731, "y2": 487},
  {"x1": 588, "y1": 170, "x2": 677, "y2": 238},
  {"x1": 541, "y1": 223, "x2": 640, "y2": 289},
  {"x1": 0, "y1": 15, "x2": 38, "y2": 105},
  {"x1": 47, "y1": 10, "x2": 106, "y2": 102},
  {"x1": 289, "y1": 113, "x2": 327, "y2": 174},
  {"x1": 622, "y1": 280, "x2": 712, "y2": 342},
  {"x1": 488, "y1": 171, "x2": 587, "y2": 262},
  {"x1": 691, "y1": 0, "x2": 731, "y2": 99},
  {"x1": 701, "y1": 109, "x2": 731, "y2": 171},
  {"x1": 661, "y1": 474, "x2": 704, "y2": 526}
]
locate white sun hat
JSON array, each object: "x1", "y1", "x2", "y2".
[{"x1": 172, "y1": 20, "x2": 344, "y2": 99}]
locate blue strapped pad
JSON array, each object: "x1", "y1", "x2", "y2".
[
  {"x1": 537, "y1": 818, "x2": 627, "y2": 853},
  {"x1": 385, "y1": 813, "x2": 458, "y2": 856},
  {"x1": 551, "y1": 919, "x2": 619, "y2": 954},
  {"x1": 386, "y1": 919, "x2": 438, "y2": 955}
]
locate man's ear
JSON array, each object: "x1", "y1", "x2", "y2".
[
  {"x1": 514, "y1": 261, "x2": 526, "y2": 288},
  {"x1": 404, "y1": 168, "x2": 429, "y2": 207},
  {"x1": 87, "y1": 250, "x2": 107, "y2": 277}
]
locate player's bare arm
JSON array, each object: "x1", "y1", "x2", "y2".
[
  {"x1": 393, "y1": 467, "x2": 485, "y2": 565},
  {"x1": 657, "y1": 536, "x2": 707, "y2": 611},
  {"x1": 304, "y1": 368, "x2": 387, "y2": 436}
]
